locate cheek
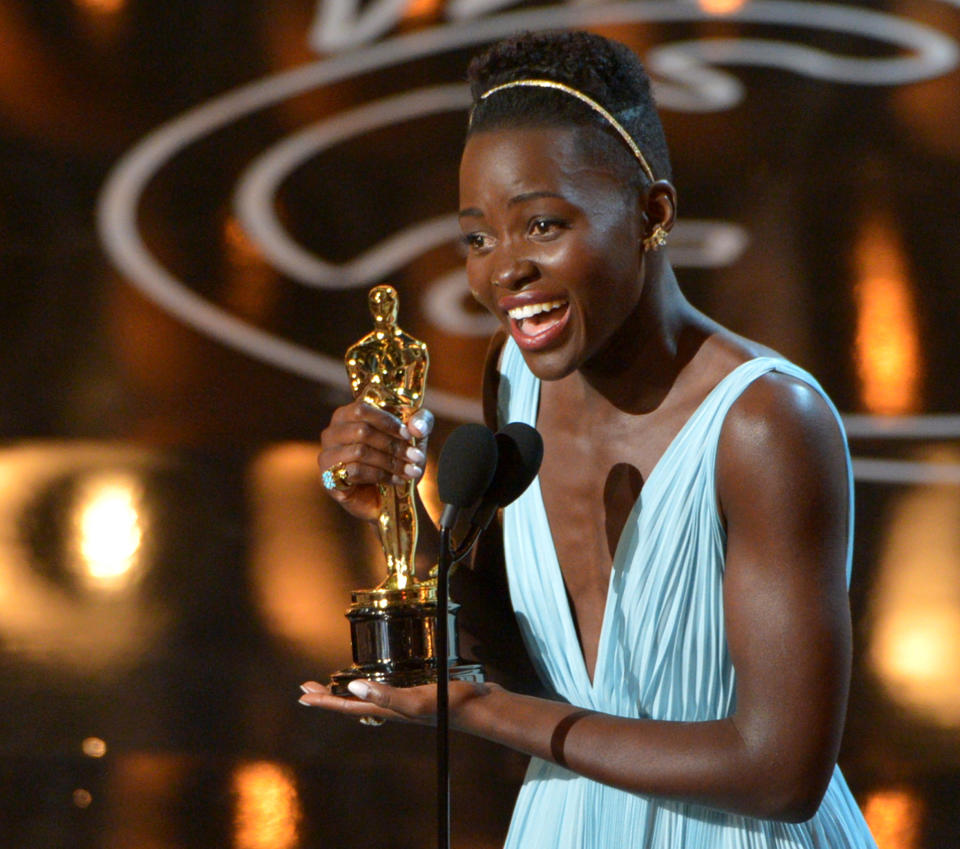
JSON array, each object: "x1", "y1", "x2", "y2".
[
  {"x1": 589, "y1": 223, "x2": 642, "y2": 286},
  {"x1": 546, "y1": 237, "x2": 633, "y2": 290},
  {"x1": 532, "y1": 239, "x2": 582, "y2": 277},
  {"x1": 465, "y1": 258, "x2": 497, "y2": 314},
  {"x1": 575, "y1": 248, "x2": 642, "y2": 328}
]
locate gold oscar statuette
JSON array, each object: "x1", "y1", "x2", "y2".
[{"x1": 329, "y1": 285, "x2": 484, "y2": 694}]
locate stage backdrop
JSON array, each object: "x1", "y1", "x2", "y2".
[{"x1": 1, "y1": 0, "x2": 960, "y2": 846}]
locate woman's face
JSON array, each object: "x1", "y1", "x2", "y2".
[{"x1": 458, "y1": 125, "x2": 645, "y2": 382}]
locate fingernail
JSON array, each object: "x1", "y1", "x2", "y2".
[
  {"x1": 404, "y1": 463, "x2": 423, "y2": 480},
  {"x1": 399, "y1": 425, "x2": 411, "y2": 440},
  {"x1": 409, "y1": 411, "x2": 433, "y2": 438},
  {"x1": 348, "y1": 680, "x2": 371, "y2": 699},
  {"x1": 298, "y1": 696, "x2": 311, "y2": 706},
  {"x1": 405, "y1": 446, "x2": 425, "y2": 464}
]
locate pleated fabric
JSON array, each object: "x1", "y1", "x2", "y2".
[{"x1": 497, "y1": 338, "x2": 876, "y2": 849}]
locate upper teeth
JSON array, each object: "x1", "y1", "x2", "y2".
[{"x1": 508, "y1": 300, "x2": 567, "y2": 320}]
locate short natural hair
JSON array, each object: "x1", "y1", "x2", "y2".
[{"x1": 467, "y1": 30, "x2": 671, "y2": 187}]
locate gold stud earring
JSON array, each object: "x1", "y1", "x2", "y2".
[{"x1": 643, "y1": 224, "x2": 668, "y2": 253}]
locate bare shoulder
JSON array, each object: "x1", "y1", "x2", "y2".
[
  {"x1": 721, "y1": 370, "x2": 845, "y2": 459},
  {"x1": 716, "y1": 368, "x2": 849, "y2": 535}
]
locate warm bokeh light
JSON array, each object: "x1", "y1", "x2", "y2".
[
  {"x1": 403, "y1": 0, "x2": 443, "y2": 22},
  {"x1": 862, "y1": 788, "x2": 924, "y2": 849},
  {"x1": 417, "y1": 455, "x2": 441, "y2": 529},
  {"x1": 0, "y1": 445, "x2": 163, "y2": 669},
  {"x1": 222, "y1": 216, "x2": 279, "y2": 322},
  {"x1": 868, "y1": 447, "x2": 960, "y2": 727},
  {"x1": 73, "y1": 788, "x2": 93, "y2": 809},
  {"x1": 699, "y1": 0, "x2": 749, "y2": 14},
  {"x1": 248, "y1": 444, "x2": 380, "y2": 662},
  {"x1": 853, "y1": 213, "x2": 921, "y2": 415},
  {"x1": 877, "y1": 606, "x2": 960, "y2": 688},
  {"x1": 73, "y1": 0, "x2": 126, "y2": 14},
  {"x1": 82, "y1": 737, "x2": 108, "y2": 758},
  {"x1": 232, "y1": 761, "x2": 301, "y2": 849},
  {"x1": 74, "y1": 475, "x2": 143, "y2": 588}
]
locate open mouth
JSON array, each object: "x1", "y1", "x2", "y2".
[{"x1": 506, "y1": 298, "x2": 570, "y2": 349}]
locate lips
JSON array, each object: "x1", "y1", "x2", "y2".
[{"x1": 504, "y1": 297, "x2": 570, "y2": 351}]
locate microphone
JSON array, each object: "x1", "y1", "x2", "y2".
[
  {"x1": 456, "y1": 422, "x2": 543, "y2": 556},
  {"x1": 447, "y1": 422, "x2": 543, "y2": 564},
  {"x1": 436, "y1": 423, "x2": 498, "y2": 530}
]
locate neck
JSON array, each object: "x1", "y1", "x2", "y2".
[{"x1": 572, "y1": 259, "x2": 707, "y2": 414}]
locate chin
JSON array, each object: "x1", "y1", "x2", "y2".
[{"x1": 518, "y1": 347, "x2": 579, "y2": 383}]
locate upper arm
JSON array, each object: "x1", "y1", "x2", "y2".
[
  {"x1": 481, "y1": 329, "x2": 507, "y2": 430},
  {"x1": 717, "y1": 372, "x2": 852, "y2": 817}
]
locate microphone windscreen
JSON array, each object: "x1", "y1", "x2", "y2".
[
  {"x1": 489, "y1": 422, "x2": 544, "y2": 507},
  {"x1": 437, "y1": 423, "x2": 498, "y2": 508}
]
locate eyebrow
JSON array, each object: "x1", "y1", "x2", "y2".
[{"x1": 458, "y1": 190, "x2": 566, "y2": 219}]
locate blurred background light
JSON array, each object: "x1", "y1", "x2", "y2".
[
  {"x1": 82, "y1": 737, "x2": 108, "y2": 758},
  {"x1": 73, "y1": 474, "x2": 144, "y2": 590},
  {"x1": 862, "y1": 787, "x2": 924, "y2": 849},
  {"x1": 416, "y1": 454, "x2": 441, "y2": 530},
  {"x1": 403, "y1": 0, "x2": 443, "y2": 22},
  {"x1": 232, "y1": 760, "x2": 301, "y2": 849},
  {"x1": 868, "y1": 447, "x2": 960, "y2": 727},
  {"x1": 0, "y1": 444, "x2": 161, "y2": 668},
  {"x1": 248, "y1": 443, "x2": 381, "y2": 664},
  {"x1": 72, "y1": 0, "x2": 126, "y2": 15},
  {"x1": 73, "y1": 788, "x2": 94, "y2": 809},
  {"x1": 699, "y1": 0, "x2": 749, "y2": 14},
  {"x1": 853, "y1": 212, "x2": 922, "y2": 416},
  {"x1": 222, "y1": 216, "x2": 280, "y2": 323}
]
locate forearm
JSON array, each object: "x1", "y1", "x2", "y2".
[
  {"x1": 300, "y1": 677, "x2": 828, "y2": 821},
  {"x1": 455, "y1": 686, "x2": 821, "y2": 822}
]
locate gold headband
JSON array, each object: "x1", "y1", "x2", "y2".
[{"x1": 476, "y1": 79, "x2": 655, "y2": 183}]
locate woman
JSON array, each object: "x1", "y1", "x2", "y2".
[{"x1": 301, "y1": 30, "x2": 877, "y2": 848}]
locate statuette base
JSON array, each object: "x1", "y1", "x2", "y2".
[{"x1": 329, "y1": 582, "x2": 484, "y2": 696}]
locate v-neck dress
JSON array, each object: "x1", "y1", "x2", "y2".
[{"x1": 497, "y1": 338, "x2": 876, "y2": 849}]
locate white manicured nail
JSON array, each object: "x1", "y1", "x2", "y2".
[{"x1": 348, "y1": 680, "x2": 371, "y2": 699}]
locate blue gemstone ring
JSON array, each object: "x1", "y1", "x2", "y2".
[{"x1": 322, "y1": 462, "x2": 352, "y2": 492}]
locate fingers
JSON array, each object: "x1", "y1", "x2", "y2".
[
  {"x1": 298, "y1": 679, "x2": 436, "y2": 726},
  {"x1": 407, "y1": 408, "x2": 435, "y2": 441},
  {"x1": 319, "y1": 401, "x2": 433, "y2": 509},
  {"x1": 322, "y1": 435, "x2": 425, "y2": 487},
  {"x1": 344, "y1": 680, "x2": 437, "y2": 723},
  {"x1": 298, "y1": 681, "x2": 393, "y2": 722},
  {"x1": 328, "y1": 398, "x2": 409, "y2": 440}
]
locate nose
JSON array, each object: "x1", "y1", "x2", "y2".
[{"x1": 491, "y1": 256, "x2": 538, "y2": 290}]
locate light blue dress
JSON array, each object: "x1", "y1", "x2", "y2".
[{"x1": 497, "y1": 338, "x2": 877, "y2": 849}]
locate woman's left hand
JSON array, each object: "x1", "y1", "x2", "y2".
[{"x1": 298, "y1": 678, "x2": 499, "y2": 726}]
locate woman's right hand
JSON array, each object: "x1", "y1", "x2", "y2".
[{"x1": 318, "y1": 400, "x2": 434, "y2": 523}]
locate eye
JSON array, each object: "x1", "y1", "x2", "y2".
[
  {"x1": 461, "y1": 232, "x2": 492, "y2": 252},
  {"x1": 529, "y1": 217, "x2": 565, "y2": 238}
]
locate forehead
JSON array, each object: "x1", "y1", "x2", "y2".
[{"x1": 458, "y1": 125, "x2": 625, "y2": 202}]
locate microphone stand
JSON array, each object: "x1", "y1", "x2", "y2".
[
  {"x1": 436, "y1": 525, "x2": 452, "y2": 849},
  {"x1": 436, "y1": 525, "x2": 484, "y2": 849}
]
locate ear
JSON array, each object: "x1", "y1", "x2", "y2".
[{"x1": 642, "y1": 180, "x2": 678, "y2": 236}]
